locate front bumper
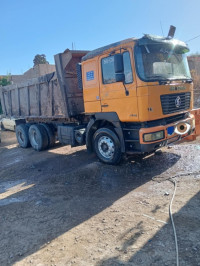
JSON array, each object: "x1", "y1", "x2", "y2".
[
  {"x1": 125, "y1": 114, "x2": 195, "y2": 154},
  {"x1": 139, "y1": 115, "x2": 195, "y2": 152}
]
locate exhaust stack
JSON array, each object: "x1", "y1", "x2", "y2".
[{"x1": 167, "y1": 25, "x2": 176, "y2": 39}]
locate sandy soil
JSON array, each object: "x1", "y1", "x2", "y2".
[{"x1": 0, "y1": 131, "x2": 200, "y2": 266}]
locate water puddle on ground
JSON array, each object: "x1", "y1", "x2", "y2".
[
  {"x1": 0, "y1": 197, "x2": 24, "y2": 206},
  {"x1": 0, "y1": 179, "x2": 27, "y2": 193},
  {"x1": 0, "y1": 179, "x2": 35, "y2": 206},
  {"x1": 4, "y1": 157, "x2": 23, "y2": 167}
]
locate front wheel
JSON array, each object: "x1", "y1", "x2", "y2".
[{"x1": 93, "y1": 128, "x2": 122, "y2": 165}]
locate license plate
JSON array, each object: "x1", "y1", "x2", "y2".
[{"x1": 167, "y1": 126, "x2": 174, "y2": 135}]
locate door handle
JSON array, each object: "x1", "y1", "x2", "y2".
[{"x1": 102, "y1": 104, "x2": 109, "y2": 108}]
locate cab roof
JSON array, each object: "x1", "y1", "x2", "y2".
[
  {"x1": 82, "y1": 38, "x2": 136, "y2": 62},
  {"x1": 81, "y1": 35, "x2": 189, "y2": 62}
]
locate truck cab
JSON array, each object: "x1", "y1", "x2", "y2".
[{"x1": 81, "y1": 35, "x2": 195, "y2": 163}]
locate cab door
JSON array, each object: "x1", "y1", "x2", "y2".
[
  {"x1": 82, "y1": 58, "x2": 101, "y2": 113},
  {"x1": 99, "y1": 49, "x2": 138, "y2": 122}
]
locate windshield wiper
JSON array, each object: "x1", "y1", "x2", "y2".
[
  {"x1": 181, "y1": 76, "x2": 193, "y2": 83},
  {"x1": 171, "y1": 75, "x2": 193, "y2": 83},
  {"x1": 145, "y1": 75, "x2": 170, "y2": 84},
  {"x1": 146, "y1": 75, "x2": 168, "y2": 80}
]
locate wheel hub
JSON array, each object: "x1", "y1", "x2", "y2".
[
  {"x1": 98, "y1": 136, "x2": 115, "y2": 159},
  {"x1": 101, "y1": 143, "x2": 109, "y2": 152}
]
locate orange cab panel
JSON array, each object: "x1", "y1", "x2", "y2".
[{"x1": 82, "y1": 59, "x2": 101, "y2": 113}]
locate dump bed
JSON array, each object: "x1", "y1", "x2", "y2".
[{"x1": 0, "y1": 50, "x2": 88, "y2": 121}]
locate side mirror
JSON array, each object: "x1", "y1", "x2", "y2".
[
  {"x1": 114, "y1": 53, "x2": 125, "y2": 83},
  {"x1": 115, "y1": 73, "x2": 125, "y2": 82},
  {"x1": 114, "y1": 54, "x2": 124, "y2": 73}
]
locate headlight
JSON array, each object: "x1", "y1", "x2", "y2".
[{"x1": 143, "y1": 130, "x2": 164, "y2": 142}]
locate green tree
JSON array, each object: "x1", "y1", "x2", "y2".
[
  {"x1": 0, "y1": 76, "x2": 11, "y2": 114},
  {"x1": 33, "y1": 54, "x2": 49, "y2": 66},
  {"x1": 0, "y1": 76, "x2": 11, "y2": 86}
]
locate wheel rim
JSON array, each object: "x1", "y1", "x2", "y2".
[{"x1": 98, "y1": 136, "x2": 115, "y2": 159}]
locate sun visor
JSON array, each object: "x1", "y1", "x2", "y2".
[{"x1": 137, "y1": 34, "x2": 189, "y2": 53}]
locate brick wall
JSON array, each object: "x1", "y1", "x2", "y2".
[{"x1": 188, "y1": 56, "x2": 200, "y2": 108}]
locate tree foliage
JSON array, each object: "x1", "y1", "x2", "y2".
[
  {"x1": 33, "y1": 54, "x2": 49, "y2": 66},
  {"x1": 0, "y1": 76, "x2": 11, "y2": 114},
  {"x1": 0, "y1": 76, "x2": 11, "y2": 86}
]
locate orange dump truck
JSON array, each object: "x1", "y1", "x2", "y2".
[{"x1": 0, "y1": 33, "x2": 195, "y2": 164}]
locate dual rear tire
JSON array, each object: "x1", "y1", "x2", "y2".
[
  {"x1": 16, "y1": 124, "x2": 31, "y2": 148},
  {"x1": 16, "y1": 123, "x2": 55, "y2": 151},
  {"x1": 16, "y1": 124, "x2": 122, "y2": 164},
  {"x1": 28, "y1": 124, "x2": 49, "y2": 151}
]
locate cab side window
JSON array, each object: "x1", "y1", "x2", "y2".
[
  {"x1": 101, "y1": 56, "x2": 116, "y2": 84},
  {"x1": 101, "y1": 51, "x2": 133, "y2": 84}
]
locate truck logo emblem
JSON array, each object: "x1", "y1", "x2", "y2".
[
  {"x1": 175, "y1": 96, "x2": 181, "y2": 108},
  {"x1": 170, "y1": 86, "x2": 186, "y2": 91}
]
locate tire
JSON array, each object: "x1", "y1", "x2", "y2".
[
  {"x1": 1, "y1": 122, "x2": 5, "y2": 131},
  {"x1": 40, "y1": 123, "x2": 55, "y2": 147},
  {"x1": 29, "y1": 124, "x2": 49, "y2": 151},
  {"x1": 93, "y1": 127, "x2": 122, "y2": 165},
  {"x1": 26, "y1": 123, "x2": 33, "y2": 128},
  {"x1": 16, "y1": 124, "x2": 31, "y2": 148}
]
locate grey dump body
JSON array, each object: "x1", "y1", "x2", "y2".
[{"x1": 0, "y1": 50, "x2": 88, "y2": 121}]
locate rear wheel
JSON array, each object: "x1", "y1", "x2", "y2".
[
  {"x1": 40, "y1": 123, "x2": 55, "y2": 147},
  {"x1": 16, "y1": 124, "x2": 30, "y2": 148},
  {"x1": 1, "y1": 122, "x2": 5, "y2": 131},
  {"x1": 29, "y1": 124, "x2": 48, "y2": 151},
  {"x1": 93, "y1": 127, "x2": 122, "y2": 165}
]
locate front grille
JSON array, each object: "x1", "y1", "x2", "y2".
[
  {"x1": 165, "y1": 113, "x2": 187, "y2": 124},
  {"x1": 160, "y1": 92, "x2": 191, "y2": 115}
]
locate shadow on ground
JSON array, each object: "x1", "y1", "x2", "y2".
[
  {"x1": 0, "y1": 136, "x2": 182, "y2": 265},
  {"x1": 97, "y1": 190, "x2": 200, "y2": 266}
]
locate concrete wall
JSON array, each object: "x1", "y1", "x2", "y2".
[
  {"x1": 23, "y1": 64, "x2": 56, "y2": 80},
  {"x1": 1, "y1": 64, "x2": 56, "y2": 84}
]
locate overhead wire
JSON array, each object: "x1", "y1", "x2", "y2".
[{"x1": 185, "y1": 34, "x2": 200, "y2": 43}]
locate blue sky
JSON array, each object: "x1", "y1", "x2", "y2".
[{"x1": 0, "y1": 0, "x2": 200, "y2": 75}]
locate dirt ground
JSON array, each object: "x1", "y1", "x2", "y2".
[{"x1": 0, "y1": 131, "x2": 200, "y2": 266}]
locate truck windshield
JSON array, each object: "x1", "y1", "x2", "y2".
[{"x1": 135, "y1": 44, "x2": 191, "y2": 82}]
